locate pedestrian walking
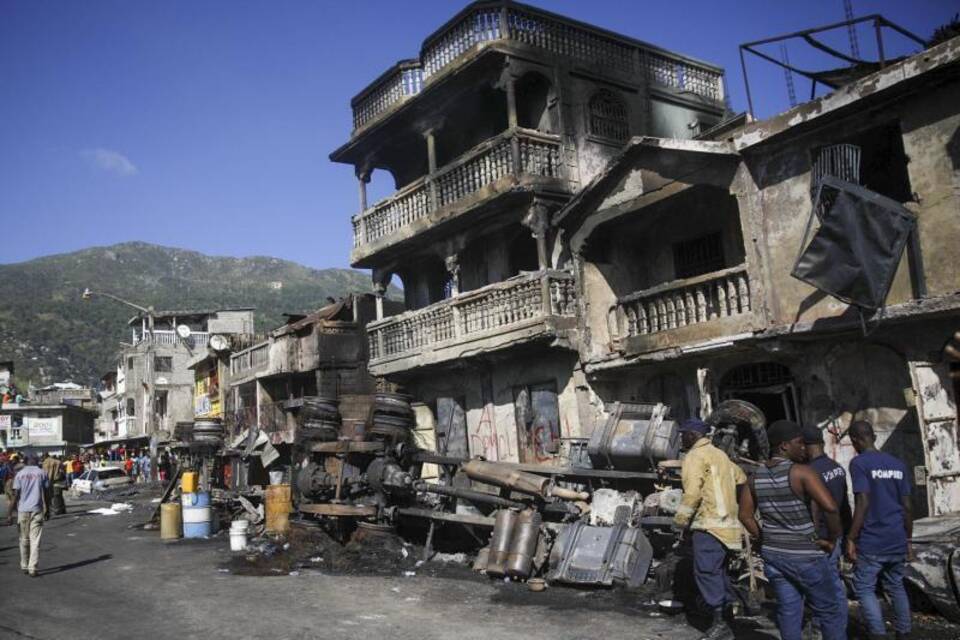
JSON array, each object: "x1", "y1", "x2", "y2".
[
  {"x1": 673, "y1": 418, "x2": 746, "y2": 640},
  {"x1": 41, "y1": 454, "x2": 66, "y2": 516},
  {"x1": 140, "y1": 453, "x2": 152, "y2": 483},
  {"x1": 738, "y1": 420, "x2": 844, "y2": 640},
  {"x1": 847, "y1": 420, "x2": 913, "y2": 640},
  {"x1": 13, "y1": 454, "x2": 49, "y2": 577},
  {"x1": 803, "y1": 425, "x2": 852, "y2": 631},
  {"x1": 0, "y1": 456, "x2": 13, "y2": 525},
  {"x1": 4, "y1": 454, "x2": 24, "y2": 525}
]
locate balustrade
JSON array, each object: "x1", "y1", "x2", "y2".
[
  {"x1": 230, "y1": 341, "x2": 270, "y2": 375},
  {"x1": 613, "y1": 266, "x2": 751, "y2": 339},
  {"x1": 351, "y1": 2, "x2": 724, "y2": 134},
  {"x1": 353, "y1": 129, "x2": 561, "y2": 249},
  {"x1": 368, "y1": 271, "x2": 575, "y2": 364},
  {"x1": 133, "y1": 330, "x2": 209, "y2": 349}
]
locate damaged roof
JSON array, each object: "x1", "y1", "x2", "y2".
[
  {"x1": 270, "y1": 295, "x2": 363, "y2": 337},
  {"x1": 735, "y1": 34, "x2": 960, "y2": 150}
]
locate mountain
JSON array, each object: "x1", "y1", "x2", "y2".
[{"x1": 0, "y1": 242, "x2": 399, "y2": 387}]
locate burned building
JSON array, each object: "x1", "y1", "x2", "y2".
[
  {"x1": 224, "y1": 294, "x2": 388, "y2": 445},
  {"x1": 559, "y1": 33, "x2": 960, "y2": 518},
  {"x1": 330, "y1": 0, "x2": 728, "y2": 466}
]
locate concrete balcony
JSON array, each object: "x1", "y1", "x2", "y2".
[
  {"x1": 367, "y1": 270, "x2": 577, "y2": 376},
  {"x1": 608, "y1": 264, "x2": 759, "y2": 355},
  {"x1": 351, "y1": 128, "x2": 567, "y2": 267},
  {"x1": 350, "y1": 1, "x2": 724, "y2": 135}
]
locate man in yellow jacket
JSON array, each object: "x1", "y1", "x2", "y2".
[{"x1": 673, "y1": 418, "x2": 747, "y2": 640}]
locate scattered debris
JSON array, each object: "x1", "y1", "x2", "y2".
[{"x1": 87, "y1": 502, "x2": 135, "y2": 516}]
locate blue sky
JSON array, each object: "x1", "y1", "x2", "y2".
[{"x1": 0, "y1": 0, "x2": 953, "y2": 270}]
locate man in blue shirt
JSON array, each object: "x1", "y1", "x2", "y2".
[
  {"x1": 804, "y1": 425, "x2": 852, "y2": 632},
  {"x1": 12, "y1": 454, "x2": 49, "y2": 577},
  {"x1": 847, "y1": 420, "x2": 912, "y2": 640}
]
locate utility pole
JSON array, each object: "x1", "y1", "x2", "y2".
[{"x1": 82, "y1": 288, "x2": 158, "y2": 482}]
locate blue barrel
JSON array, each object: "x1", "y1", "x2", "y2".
[{"x1": 181, "y1": 491, "x2": 212, "y2": 538}]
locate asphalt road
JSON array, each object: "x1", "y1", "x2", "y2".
[
  {"x1": 0, "y1": 494, "x2": 956, "y2": 640},
  {"x1": 0, "y1": 494, "x2": 730, "y2": 640}
]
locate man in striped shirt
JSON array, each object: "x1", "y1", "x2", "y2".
[{"x1": 738, "y1": 420, "x2": 844, "y2": 640}]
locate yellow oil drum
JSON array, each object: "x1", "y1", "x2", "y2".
[
  {"x1": 181, "y1": 471, "x2": 198, "y2": 494},
  {"x1": 265, "y1": 483, "x2": 291, "y2": 534},
  {"x1": 160, "y1": 502, "x2": 182, "y2": 540}
]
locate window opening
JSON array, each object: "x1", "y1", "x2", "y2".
[
  {"x1": 673, "y1": 232, "x2": 725, "y2": 279},
  {"x1": 588, "y1": 90, "x2": 629, "y2": 143},
  {"x1": 154, "y1": 356, "x2": 173, "y2": 373}
]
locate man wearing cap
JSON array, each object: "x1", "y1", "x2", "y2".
[
  {"x1": 847, "y1": 420, "x2": 913, "y2": 640},
  {"x1": 803, "y1": 425, "x2": 852, "y2": 631},
  {"x1": 738, "y1": 420, "x2": 844, "y2": 640},
  {"x1": 673, "y1": 418, "x2": 746, "y2": 640}
]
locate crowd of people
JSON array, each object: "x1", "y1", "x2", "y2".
[
  {"x1": 1, "y1": 446, "x2": 181, "y2": 577},
  {"x1": 675, "y1": 418, "x2": 913, "y2": 640}
]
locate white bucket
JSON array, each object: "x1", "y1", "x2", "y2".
[
  {"x1": 230, "y1": 519, "x2": 250, "y2": 533},
  {"x1": 269, "y1": 470, "x2": 284, "y2": 485},
  {"x1": 229, "y1": 530, "x2": 248, "y2": 551}
]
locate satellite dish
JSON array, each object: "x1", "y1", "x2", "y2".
[
  {"x1": 209, "y1": 334, "x2": 228, "y2": 351},
  {"x1": 176, "y1": 325, "x2": 192, "y2": 339}
]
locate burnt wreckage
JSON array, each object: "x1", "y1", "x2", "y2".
[
  {"x1": 295, "y1": 392, "x2": 766, "y2": 590},
  {"x1": 303, "y1": 1, "x2": 960, "y2": 618}
]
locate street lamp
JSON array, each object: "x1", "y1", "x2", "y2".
[{"x1": 82, "y1": 288, "x2": 158, "y2": 481}]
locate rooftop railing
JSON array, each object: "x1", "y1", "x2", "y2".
[
  {"x1": 229, "y1": 341, "x2": 270, "y2": 376},
  {"x1": 351, "y1": 2, "x2": 724, "y2": 133},
  {"x1": 133, "y1": 330, "x2": 209, "y2": 350}
]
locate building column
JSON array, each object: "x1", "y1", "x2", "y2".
[
  {"x1": 523, "y1": 199, "x2": 552, "y2": 271},
  {"x1": 423, "y1": 128, "x2": 439, "y2": 211},
  {"x1": 372, "y1": 267, "x2": 393, "y2": 321},
  {"x1": 356, "y1": 166, "x2": 371, "y2": 211},
  {"x1": 445, "y1": 253, "x2": 461, "y2": 297}
]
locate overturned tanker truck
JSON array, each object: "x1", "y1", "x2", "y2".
[{"x1": 292, "y1": 392, "x2": 769, "y2": 591}]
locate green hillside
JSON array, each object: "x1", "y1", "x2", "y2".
[{"x1": 0, "y1": 242, "x2": 399, "y2": 387}]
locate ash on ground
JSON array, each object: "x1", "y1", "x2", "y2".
[{"x1": 223, "y1": 523, "x2": 478, "y2": 580}]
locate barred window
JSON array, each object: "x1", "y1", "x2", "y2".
[{"x1": 588, "y1": 90, "x2": 629, "y2": 142}]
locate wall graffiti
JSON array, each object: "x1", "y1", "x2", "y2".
[{"x1": 469, "y1": 403, "x2": 515, "y2": 461}]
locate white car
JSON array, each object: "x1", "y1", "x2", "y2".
[{"x1": 72, "y1": 467, "x2": 134, "y2": 495}]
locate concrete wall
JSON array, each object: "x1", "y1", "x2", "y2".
[{"x1": 209, "y1": 310, "x2": 255, "y2": 335}]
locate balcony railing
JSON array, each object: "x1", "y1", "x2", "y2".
[
  {"x1": 610, "y1": 265, "x2": 751, "y2": 339},
  {"x1": 351, "y1": 2, "x2": 724, "y2": 133},
  {"x1": 133, "y1": 330, "x2": 210, "y2": 350},
  {"x1": 368, "y1": 270, "x2": 576, "y2": 365},
  {"x1": 230, "y1": 341, "x2": 270, "y2": 376},
  {"x1": 353, "y1": 128, "x2": 562, "y2": 250}
]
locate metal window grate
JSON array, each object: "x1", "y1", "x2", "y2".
[
  {"x1": 588, "y1": 90, "x2": 629, "y2": 143},
  {"x1": 721, "y1": 362, "x2": 792, "y2": 389}
]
